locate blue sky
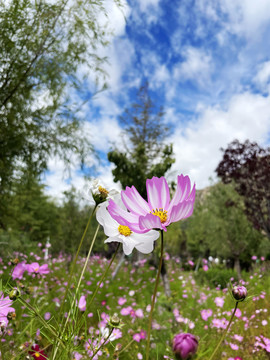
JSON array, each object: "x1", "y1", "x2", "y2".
[{"x1": 45, "y1": 0, "x2": 270, "y2": 200}]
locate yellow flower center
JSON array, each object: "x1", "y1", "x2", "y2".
[
  {"x1": 118, "y1": 225, "x2": 132, "y2": 236},
  {"x1": 98, "y1": 186, "x2": 109, "y2": 195},
  {"x1": 34, "y1": 353, "x2": 40, "y2": 358},
  {"x1": 151, "y1": 208, "x2": 168, "y2": 223},
  {"x1": 34, "y1": 268, "x2": 39, "y2": 272}
]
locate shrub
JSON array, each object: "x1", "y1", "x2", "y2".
[{"x1": 195, "y1": 267, "x2": 238, "y2": 289}]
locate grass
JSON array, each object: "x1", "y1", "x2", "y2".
[{"x1": 0, "y1": 249, "x2": 269, "y2": 359}]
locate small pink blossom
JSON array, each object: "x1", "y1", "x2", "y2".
[
  {"x1": 26, "y1": 262, "x2": 49, "y2": 275},
  {"x1": 201, "y1": 309, "x2": 213, "y2": 321},
  {"x1": 78, "y1": 295, "x2": 86, "y2": 311},
  {"x1": 214, "y1": 296, "x2": 224, "y2": 308}
]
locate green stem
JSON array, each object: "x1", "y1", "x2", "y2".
[
  {"x1": 209, "y1": 301, "x2": 239, "y2": 360},
  {"x1": 118, "y1": 339, "x2": 135, "y2": 356},
  {"x1": 90, "y1": 327, "x2": 114, "y2": 360},
  {"x1": 58, "y1": 205, "x2": 97, "y2": 317},
  {"x1": 52, "y1": 220, "x2": 99, "y2": 360},
  {"x1": 0, "y1": 336, "x2": 6, "y2": 360},
  {"x1": 145, "y1": 230, "x2": 164, "y2": 360},
  {"x1": 87, "y1": 243, "x2": 120, "y2": 310},
  {"x1": 18, "y1": 298, "x2": 65, "y2": 349}
]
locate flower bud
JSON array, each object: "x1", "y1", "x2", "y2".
[
  {"x1": 232, "y1": 285, "x2": 247, "y2": 301},
  {"x1": 10, "y1": 258, "x2": 19, "y2": 266},
  {"x1": 173, "y1": 333, "x2": 198, "y2": 360},
  {"x1": 110, "y1": 313, "x2": 120, "y2": 326},
  {"x1": 9, "y1": 288, "x2": 20, "y2": 300}
]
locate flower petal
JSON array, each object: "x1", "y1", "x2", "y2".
[
  {"x1": 167, "y1": 201, "x2": 194, "y2": 224},
  {"x1": 121, "y1": 186, "x2": 150, "y2": 215},
  {"x1": 139, "y1": 213, "x2": 166, "y2": 231},
  {"x1": 168, "y1": 175, "x2": 194, "y2": 212},
  {"x1": 96, "y1": 202, "x2": 119, "y2": 237},
  {"x1": 107, "y1": 200, "x2": 147, "y2": 234},
  {"x1": 132, "y1": 231, "x2": 160, "y2": 254},
  {"x1": 146, "y1": 177, "x2": 170, "y2": 210}
]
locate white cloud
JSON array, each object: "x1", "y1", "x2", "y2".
[
  {"x1": 254, "y1": 61, "x2": 270, "y2": 92},
  {"x1": 173, "y1": 47, "x2": 212, "y2": 86},
  {"x1": 169, "y1": 91, "x2": 270, "y2": 189},
  {"x1": 81, "y1": 118, "x2": 123, "y2": 153}
]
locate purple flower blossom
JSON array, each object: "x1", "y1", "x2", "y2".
[
  {"x1": 173, "y1": 333, "x2": 198, "y2": 359},
  {"x1": 107, "y1": 175, "x2": 195, "y2": 233}
]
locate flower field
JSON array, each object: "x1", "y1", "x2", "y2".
[{"x1": 1, "y1": 249, "x2": 269, "y2": 359}]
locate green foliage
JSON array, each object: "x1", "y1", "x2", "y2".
[
  {"x1": 0, "y1": 0, "x2": 120, "y2": 228},
  {"x1": 186, "y1": 182, "x2": 265, "y2": 268},
  {"x1": 195, "y1": 266, "x2": 238, "y2": 289},
  {"x1": 108, "y1": 82, "x2": 175, "y2": 198}
]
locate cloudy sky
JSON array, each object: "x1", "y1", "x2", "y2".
[{"x1": 45, "y1": 0, "x2": 270, "y2": 200}]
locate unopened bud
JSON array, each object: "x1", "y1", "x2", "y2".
[
  {"x1": 115, "y1": 343, "x2": 122, "y2": 352},
  {"x1": 9, "y1": 288, "x2": 20, "y2": 300},
  {"x1": 7, "y1": 312, "x2": 16, "y2": 321},
  {"x1": 110, "y1": 313, "x2": 120, "y2": 327},
  {"x1": 10, "y1": 258, "x2": 19, "y2": 265},
  {"x1": 232, "y1": 285, "x2": 247, "y2": 301},
  {"x1": 173, "y1": 333, "x2": 198, "y2": 360}
]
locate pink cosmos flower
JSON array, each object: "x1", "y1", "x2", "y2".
[
  {"x1": 26, "y1": 262, "x2": 49, "y2": 275},
  {"x1": 78, "y1": 295, "x2": 86, "y2": 311},
  {"x1": 12, "y1": 262, "x2": 26, "y2": 280},
  {"x1": 201, "y1": 309, "x2": 213, "y2": 321},
  {"x1": 0, "y1": 292, "x2": 15, "y2": 326},
  {"x1": 107, "y1": 175, "x2": 195, "y2": 233},
  {"x1": 214, "y1": 296, "x2": 225, "y2": 308}
]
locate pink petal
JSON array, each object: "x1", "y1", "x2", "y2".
[
  {"x1": 168, "y1": 175, "x2": 194, "y2": 212},
  {"x1": 107, "y1": 200, "x2": 147, "y2": 234},
  {"x1": 167, "y1": 201, "x2": 194, "y2": 224},
  {"x1": 146, "y1": 177, "x2": 170, "y2": 210},
  {"x1": 139, "y1": 213, "x2": 166, "y2": 231},
  {"x1": 121, "y1": 186, "x2": 150, "y2": 215}
]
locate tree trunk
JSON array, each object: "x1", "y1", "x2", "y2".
[
  {"x1": 234, "y1": 257, "x2": 241, "y2": 279},
  {"x1": 161, "y1": 260, "x2": 171, "y2": 298},
  {"x1": 111, "y1": 252, "x2": 125, "y2": 280}
]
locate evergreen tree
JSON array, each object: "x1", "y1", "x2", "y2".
[{"x1": 108, "y1": 82, "x2": 175, "y2": 199}]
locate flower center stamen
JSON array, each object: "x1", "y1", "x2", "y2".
[
  {"x1": 98, "y1": 186, "x2": 109, "y2": 195},
  {"x1": 34, "y1": 353, "x2": 40, "y2": 358},
  {"x1": 118, "y1": 225, "x2": 132, "y2": 237},
  {"x1": 151, "y1": 208, "x2": 168, "y2": 223}
]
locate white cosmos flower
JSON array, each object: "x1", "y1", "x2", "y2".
[
  {"x1": 82, "y1": 179, "x2": 119, "y2": 206},
  {"x1": 96, "y1": 194, "x2": 160, "y2": 255}
]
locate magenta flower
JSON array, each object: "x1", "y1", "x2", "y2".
[
  {"x1": 26, "y1": 262, "x2": 49, "y2": 275},
  {"x1": 0, "y1": 292, "x2": 15, "y2": 326},
  {"x1": 107, "y1": 175, "x2": 195, "y2": 233},
  {"x1": 12, "y1": 262, "x2": 26, "y2": 280},
  {"x1": 173, "y1": 333, "x2": 198, "y2": 359}
]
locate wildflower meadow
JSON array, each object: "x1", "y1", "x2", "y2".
[{"x1": 0, "y1": 176, "x2": 270, "y2": 360}]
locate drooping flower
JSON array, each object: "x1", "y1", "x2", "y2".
[
  {"x1": 96, "y1": 194, "x2": 160, "y2": 255},
  {"x1": 83, "y1": 179, "x2": 119, "y2": 206},
  {"x1": 107, "y1": 175, "x2": 195, "y2": 233},
  {"x1": 172, "y1": 333, "x2": 198, "y2": 359},
  {"x1": 26, "y1": 262, "x2": 50, "y2": 275}
]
